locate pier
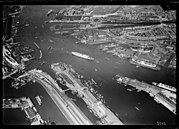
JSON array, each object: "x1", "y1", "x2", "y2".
[
  {"x1": 51, "y1": 62, "x2": 123, "y2": 125},
  {"x1": 3, "y1": 97, "x2": 45, "y2": 125},
  {"x1": 115, "y1": 75, "x2": 176, "y2": 115}
]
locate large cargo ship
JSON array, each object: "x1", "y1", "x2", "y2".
[
  {"x1": 129, "y1": 58, "x2": 161, "y2": 70},
  {"x1": 71, "y1": 52, "x2": 94, "y2": 60},
  {"x1": 152, "y1": 82, "x2": 176, "y2": 92}
]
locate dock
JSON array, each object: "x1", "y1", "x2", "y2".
[
  {"x1": 115, "y1": 75, "x2": 176, "y2": 115},
  {"x1": 51, "y1": 62, "x2": 124, "y2": 125},
  {"x1": 3, "y1": 97, "x2": 45, "y2": 125}
]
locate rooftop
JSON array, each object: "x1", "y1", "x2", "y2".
[
  {"x1": 122, "y1": 49, "x2": 135, "y2": 56},
  {"x1": 137, "y1": 53, "x2": 158, "y2": 63},
  {"x1": 24, "y1": 107, "x2": 36, "y2": 119}
]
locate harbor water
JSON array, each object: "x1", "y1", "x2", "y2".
[{"x1": 3, "y1": 5, "x2": 176, "y2": 125}]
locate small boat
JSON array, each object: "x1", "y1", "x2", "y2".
[
  {"x1": 48, "y1": 46, "x2": 52, "y2": 50},
  {"x1": 35, "y1": 96, "x2": 42, "y2": 105},
  {"x1": 152, "y1": 82, "x2": 157, "y2": 85},
  {"x1": 49, "y1": 40, "x2": 54, "y2": 43},
  {"x1": 91, "y1": 78, "x2": 97, "y2": 84},
  {"x1": 40, "y1": 61, "x2": 45, "y2": 65},
  {"x1": 137, "y1": 89, "x2": 141, "y2": 92},
  {"x1": 127, "y1": 88, "x2": 132, "y2": 92},
  {"x1": 25, "y1": 24, "x2": 29, "y2": 27},
  {"x1": 47, "y1": 10, "x2": 53, "y2": 16},
  {"x1": 135, "y1": 107, "x2": 140, "y2": 111}
]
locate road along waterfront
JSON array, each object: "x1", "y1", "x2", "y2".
[{"x1": 27, "y1": 69, "x2": 93, "y2": 125}]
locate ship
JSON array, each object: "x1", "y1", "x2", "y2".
[
  {"x1": 129, "y1": 58, "x2": 161, "y2": 70},
  {"x1": 35, "y1": 96, "x2": 42, "y2": 105},
  {"x1": 71, "y1": 52, "x2": 94, "y2": 61},
  {"x1": 135, "y1": 107, "x2": 140, "y2": 111},
  {"x1": 127, "y1": 88, "x2": 132, "y2": 92},
  {"x1": 152, "y1": 82, "x2": 176, "y2": 92}
]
